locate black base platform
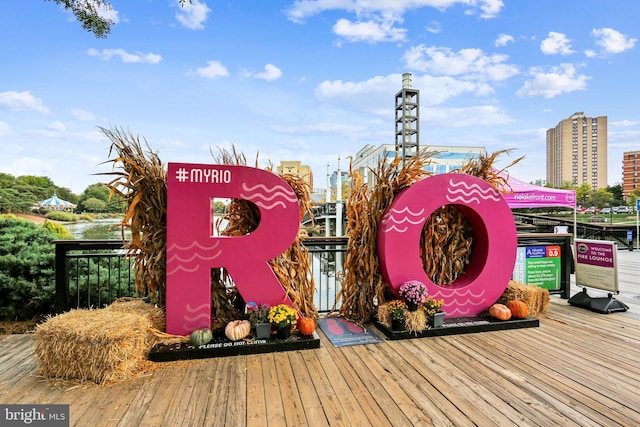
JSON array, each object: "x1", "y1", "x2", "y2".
[
  {"x1": 568, "y1": 288, "x2": 629, "y2": 314},
  {"x1": 149, "y1": 331, "x2": 321, "y2": 362},
  {"x1": 376, "y1": 315, "x2": 539, "y2": 340}
]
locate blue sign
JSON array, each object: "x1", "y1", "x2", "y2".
[{"x1": 637, "y1": 199, "x2": 640, "y2": 210}]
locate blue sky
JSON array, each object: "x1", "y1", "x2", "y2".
[{"x1": 1, "y1": 0, "x2": 639, "y2": 194}]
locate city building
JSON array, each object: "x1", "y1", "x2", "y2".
[
  {"x1": 276, "y1": 160, "x2": 313, "y2": 190},
  {"x1": 622, "y1": 150, "x2": 640, "y2": 198},
  {"x1": 351, "y1": 144, "x2": 485, "y2": 187},
  {"x1": 546, "y1": 112, "x2": 608, "y2": 190}
]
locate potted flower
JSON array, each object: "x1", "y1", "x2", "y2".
[
  {"x1": 248, "y1": 303, "x2": 271, "y2": 339},
  {"x1": 399, "y1": 280, "x2": 428, "y2": 311},
  {"x1": 422, "y1": 296, "x2": 445, "y2": 328},
  {"x1": 387, "y1": 300, "x2": 408, "y2": 331},
  {"x1": 268, "y1": 304, "x2": 297, "y2": 339}
]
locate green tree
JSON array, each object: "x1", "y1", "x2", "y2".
[
  {"x1": 83, "y1": 197, "x2": 107, "y2": 212},
  {"x1": 576, "y1": 183, "x2": 592, "y2": 207},
  {"x1": 16, "y1": 175, "x2": 55, "y2": 188},
  {"x1": 590, "y1": 188, "x2": 614, "y2": 208},
  {"x1": 78, "y1": 183, "x2": 124, "y2": 213},
  {"x1": 46, "y1": 0, "x2": 192, "y2": 38}
]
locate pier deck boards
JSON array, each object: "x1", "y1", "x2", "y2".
[{"x1": 1, "y1": 299, "x2": 639, "y2": 426}]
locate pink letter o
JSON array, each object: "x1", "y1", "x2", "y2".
[{"x1": 377, "y1": 174, "x2": 517, "y2": 317}]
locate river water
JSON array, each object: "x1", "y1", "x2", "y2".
[{"x1": 63, "y1": 218, "x2": 129, "y2": 240}]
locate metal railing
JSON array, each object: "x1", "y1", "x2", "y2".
[{"x1": 54, "y1": 237, "x2": 349, "y2": 314}]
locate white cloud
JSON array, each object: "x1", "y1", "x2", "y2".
[
  {"x1": 70, "y1": 108, "x2": 97, "y2": 122},
  {"x1": 495, "y1": 33, "x2": 514, "y2": 47},
  {"x1": 610, "y1": 120, "x2": 640, "y2": 127},
  {"x1": 591, "y1": 28, "x2": 636, "y2": 54},
  {"x1": 516, "y1": 64, "x2": 589, "y2": 98},
  {"x1": 584, "y1": 49, "x2": 596, "y2": 58},
  {"x1": 87, "y1": 48, "x2": 162, "y2": 64},
  {"x1": 285, "y1": 0, "x2": 504, "y2": 23},
  {"x1": 253, "y1": 64, "x2": 283, "y2": 81},
  {"x1": 426, "y1": 21, "x2": 441, "y2": 34},
  {"x1": 176, "y1": 0, "x2": 211, "y2": 30},
  {"x1": 540, "y1": 32, "x2": 574, "y2": 55},
  {"x1": 333, "y1": 18, "x2": 406, "y2": 43},
  {"x1": 94, "y1": 0, "x2": 119, "y2": 25},
  {"x1": 46, "y1": 121, "x2": 66, "y2": 132},
  {"x1": 314, "y1": 73, "x2": 489, "y2": 114},
  {"x1": 193, "y1": 61, "x2": 229, "y2": 78},
  {"x1": 403, "y1": 45, "x2": 519, "y2": 81},
  {"x1": 0, "y1": 91, "x2": 50, "y2": 114}
]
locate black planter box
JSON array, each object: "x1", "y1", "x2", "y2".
[
  {"x1": 149, "y1": 331, "x2": 321, "y2": 362},
  {"x1": 376, "y1": 314, "x2": 539, "y2": 340}
]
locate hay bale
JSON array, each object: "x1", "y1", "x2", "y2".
[
  {"x1": 499, "y1": 280, "x2": 550, "y2": 317},
  {"x1": 35, "y1": 308, "x2": 150, "y2": 384}
]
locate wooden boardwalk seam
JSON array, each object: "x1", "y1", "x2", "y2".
[{"x1": 1, "y1": 299, "x2": 639, "y2": 426}]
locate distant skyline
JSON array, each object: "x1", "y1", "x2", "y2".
[{"x1": 1, "y1": 1, "x2": 639, "y2": 193}]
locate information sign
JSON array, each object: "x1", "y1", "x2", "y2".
[{"x1": 512, "y1": 245, "x2": 561, "y2": 290}]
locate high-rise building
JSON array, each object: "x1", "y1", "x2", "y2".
[
  {"x1": 622, "y1": 150, "x2": 640, "y2": 198},
  {"x1": 546, "y1": 112, "x2": 607, "y2": 190},
  {"x1": 276, "y1": 160, "x2": 313, "y2": 190}
]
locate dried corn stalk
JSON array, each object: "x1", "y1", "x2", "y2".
[
  {"x1": 99, "y1": 127, "x2": 167, "y2": 305},
  {"x1": 337, "y1": 153, "x2": 431, "y2": 324},
  {"x1": 211, "y1": 147, "x2": 318, "y2": 321},
  {"x1": 338, "y1": 148, "x2": 522, "y2": 324}
]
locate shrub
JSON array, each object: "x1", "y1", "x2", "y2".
[
  {"x1": 0, "y1": 215, "x2": 59, "y2": 320},
  {"x1": 45, "y1": 211, "x2": 79, "y2": 222}
]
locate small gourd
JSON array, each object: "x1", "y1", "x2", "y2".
[
  {"x1": 489, "y1": 304, "x2": 512, "y2": 321},
  {"x1": 297, "y1": 317, "x2": 316, "y2": 336},
  {"x1": 189, "y1": 328, "x2": 213, "y2": 346},
  {"x1": 225, "y1": 320, "x2": 251, "y2": 341},
  {"x1": 508, "y1": 300, "x2": 529, "y2": 319}
]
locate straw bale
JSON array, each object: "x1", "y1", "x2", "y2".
[
  {"x1": 106, "y1": 298, "x2": 165, "y2": 330},
  {"x1": 35, "y1": 308, "x2": 150, "y2": 384},
  {"x1": 499, "y1": 280, "x2": 550, "y2": 317},
  {"x1": 405, "y1": 310, "x2": 427, "y2": 334}
]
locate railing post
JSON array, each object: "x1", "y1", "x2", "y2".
[{"x1": 55, "y1": 241, "x2": 70, "y2": 313}]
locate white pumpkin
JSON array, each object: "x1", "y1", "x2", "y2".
[{"x1": 225, "y1": 320, "x2": 251, "y2": 341}]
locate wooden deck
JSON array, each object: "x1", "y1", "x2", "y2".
[{"x1": 1, "y1": 299, "x2": 639, "y2": 427}]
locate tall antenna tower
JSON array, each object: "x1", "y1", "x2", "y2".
[{"x1": 395, "y1": 73, "x2": 420, "y2": 165}]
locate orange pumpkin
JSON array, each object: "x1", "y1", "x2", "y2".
[
  {"x1": 297, "y1": 317, "x2": 316, "y2": 335},
  {"x1": 489, "y1": 304, "x2": 512, "y2": 321},
  {"x1": 508, "y1": 300, "x2": 529, "y2": 319}
]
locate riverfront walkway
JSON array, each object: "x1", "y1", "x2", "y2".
[
  {"x1": 1, "y1": 249, "x2": 639, "y2": 426},
  {"x1": 2, "y1": 302, "x2": 640, "y2": 425}
]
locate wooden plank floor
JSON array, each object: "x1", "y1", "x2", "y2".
[{"x1": 1, "y1": 299, "x2": 639, "y2": 427}]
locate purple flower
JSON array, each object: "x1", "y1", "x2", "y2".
[{"x1": 399, "y1": 280, "x2": 427, "y2": 305}]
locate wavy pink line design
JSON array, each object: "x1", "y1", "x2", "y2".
[
  {"x1": 390, "y1": 206, "x2": 425, "y2": 216},
  {"x1": 383, "y1": 224, "x2": 409, "y2": 233},
  {"x1": 167, "y1": 241, "x2": 220, "y2": 252},
  {"x1": 241, "y1": 182, "x2": 297, "y2": 201},
  {"x1": 184, "y1": 312, "x2": 211, "y2": 323},
  {"x1": 381, "y1": 206, "x2": 425, "y2": 233},
  {"x1": 167, "y1": 250, "x2": 222, "y2": 264},
  {"x1": 446, "y1": 195, "x2": 481, "y2": 204},
  {"x1": 249, "y1": 200, "x2": 287, "y2": 210},
  {"x1": 431, "y1": 288, "x2": 486, "y2": 299},
  {"x1": 445, "y1": 179, "x2": 502, "y2": 204},
  {"x1": 430, "y1": 288, "x2": 487, "y2": 317},
  {"x1": 167, "y1": 264, "x2": 200, "y2": 276},
  {"x1": 186, "y1": 303, "x2": 210, "y2": 313}
]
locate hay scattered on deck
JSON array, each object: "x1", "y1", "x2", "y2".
[{"x1": 499, "y1": 280, "x2": 550, "y2": 316}]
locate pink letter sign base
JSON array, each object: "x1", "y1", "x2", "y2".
[
  {"x1": 166, "y1": 163, "x2": 300, "y2": 335},
  {"x1": 377, "y1": 173, "x2": 517, "y2": 317}
]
